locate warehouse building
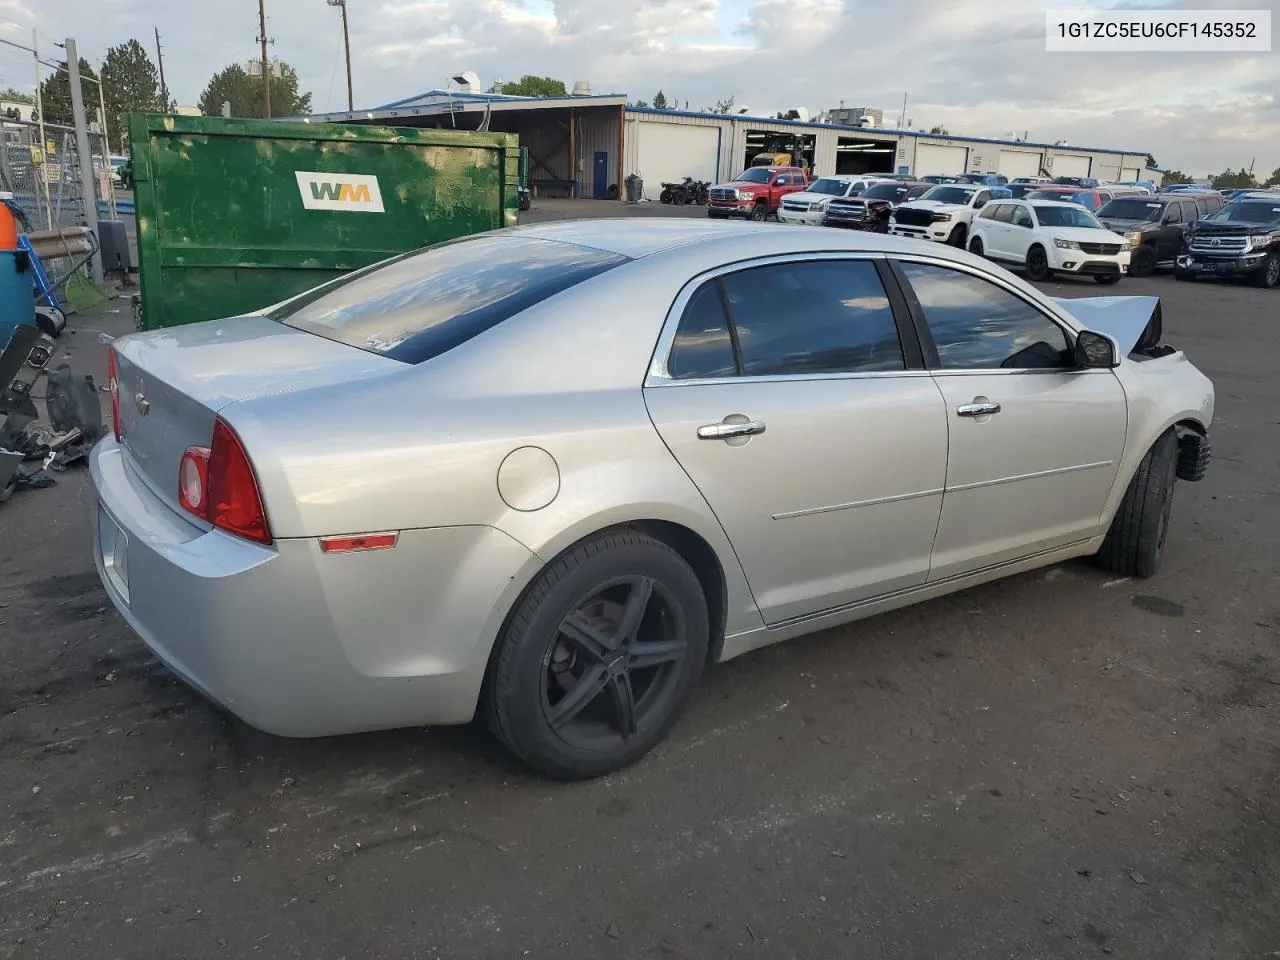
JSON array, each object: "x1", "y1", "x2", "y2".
[{"x1": 303, "y1": 87, "x2": 1156, "y2": 203}]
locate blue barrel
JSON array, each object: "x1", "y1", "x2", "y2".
[{"x1": 0, "y1": 249, "x2": 35, "y2": 348}]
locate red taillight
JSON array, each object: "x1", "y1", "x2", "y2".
[
  {"x1": 107, "y1": 347, "x2": 121, "y2": 441},
  {"x1": 177, "y1": 418, "x2": 272, "y2": 545}
]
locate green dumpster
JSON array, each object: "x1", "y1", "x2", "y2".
[{"x1": 127, "y1": 113, "x2": 521, "y2": 330}]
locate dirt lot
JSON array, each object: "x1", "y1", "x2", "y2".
[{"x1": 2, "y1": 205, "x2": 1278, "y2": 959}]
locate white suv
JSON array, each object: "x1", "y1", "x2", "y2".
[
  {"x1": 777, "y1": 175, "x2": 896, "y2": 225},
  {"x1": 968, "y1": 198, "x2": 1132, "y2": 284},
  {"x1": 888, "y1": 184, "x2": 993, "y2": 246}
]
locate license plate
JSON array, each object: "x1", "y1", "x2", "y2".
[{"x1": 98, "y1": 505, "x2": 130, "y2": 603}]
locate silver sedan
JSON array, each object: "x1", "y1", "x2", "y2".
[{"x1": 92, "y1": 220, "x2": 1214, "y2": 779}]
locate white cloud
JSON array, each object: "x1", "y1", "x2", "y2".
[{"x1": 9, "y1": 0, "x2": 1279, "y2": 175}]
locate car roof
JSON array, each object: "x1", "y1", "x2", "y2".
[
  {"x1": 503, "y1": 217, "x2": 979, "y2": 262},
  {"x1": 1019, "y1": 199, "x2": 1086, "y2": 207}
]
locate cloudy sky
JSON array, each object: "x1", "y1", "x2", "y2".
[{"x1": 2, "y1": 0, "x2": 1276, "y2": 175}]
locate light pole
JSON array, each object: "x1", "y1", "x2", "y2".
[{"x1": 327, "y1": 0, "x2": 353, "y2": 112}]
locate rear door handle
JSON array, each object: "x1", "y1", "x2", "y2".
[
  {"x1": 957, "y1": 401, "x2": 1001, "y2": 417},
  {"x1": 697, "y1": 419, "x2": 767, "y2": 440}
]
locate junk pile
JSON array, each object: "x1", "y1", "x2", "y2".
[{"x1": 0, "y1": 323, "x2": 105, "y2": 502}]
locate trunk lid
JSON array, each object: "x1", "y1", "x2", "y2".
[{"x1": 112, "y1": 314, "x2": 403, "y2": 509}]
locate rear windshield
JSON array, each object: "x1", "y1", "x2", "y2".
[
  {"x1": 861, "y1": 183, "x2": 910, "y2": 200},
  {"x1": 1206, "y1": 200, "x2": 1280, "y2": 224},
  {"x1": 1098, "y1": 198, "x2": 1165, "y2": 220},
  {"x1": 809, "y1": 178, "x2": 850, "y2": 196},
  {"x1": 270, "y1": 235, "x2": 628, "y2": 364}
]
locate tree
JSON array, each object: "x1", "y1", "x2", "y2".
[
  {"x1": 652, "y1": 90, "x2": 669, "y2": 110},
  {"x1": 1161, "y1": 169, "x2": 1194, "y2": 185},
  {"x1": 706, "y1": 96, "x2": 735, "y2": 114},
  {"x1": 629, "y1": 99, "x2": 649, "y2": 108},
  {"x1": 500, "y1": 75, "x2": 566, "y2": 97},
  {"x1": 929, "y1": 125, "x2": 949, "y2": 135},
  {"x1": 197, "y1": 62, "x2": 312, "y2": 119},
  {"x1": 1210, "y1": 167, "x2": 1257, "y2": 190},
  {"x1": 100, "y1": 40, "x2": 164, "y2": 138},
  {"x1": 1, "y1": 88, "x2": 33, "y2": 105},
  {"x1": 1145, "y1": 154, "x2": 1159, "y2": 169},
  {"x1": 35, "y1": 58, "x2": 98, "y2": 127},
  {"x1": 1265, "y1": 166, "x2": 1280, "y2": 187}
]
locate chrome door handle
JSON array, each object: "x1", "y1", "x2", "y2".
[
  {"x1": 957, "y1": 401, "x2": 1001, "y2": 417},
  {"x1": 697, "y1": 419, "x2": 767, "y2": 440}
]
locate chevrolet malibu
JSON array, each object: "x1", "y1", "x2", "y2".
[{"x1": 93, "y1": 220, "x2": 1214, "y2": 780}]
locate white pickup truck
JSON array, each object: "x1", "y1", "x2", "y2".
[{"x1": 889, "y1": 183, "x2": 994, "y2": 247}]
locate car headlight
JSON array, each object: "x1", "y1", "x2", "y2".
[
  {"x1": 1124, "y1": 231, "x2": 1144, "y2": 244},
  {"x1": 737, "y1": 190, "x2": 755, "y2": 200},
  {"x1": 1054, "y1": 239, "x2": 1081, "y2": 250},
  {"x1": 1119, "y1": 239, "x2": 1132, "y2": 250},
  {"x1": 809, "y1": 200, "x2": 829, "y2": 212},
  {"x1": 1248, "y1": 233, "x2": 1275, "y2": 249},
  {"x1": 932, "y1": 212, "x2": 953, "y2": 222}
]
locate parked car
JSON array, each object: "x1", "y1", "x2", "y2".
[
  {"x1": 1176, "y1": 191, "x2": 1280, "y2": 287},
  {"x1": 920, "y1": 174, "x2": 964, "y2": 184},
  {"x1": 1162, "y1": 182, "x2": 1215, "y2": 193},
  {"x1": 822, "y1": 181, "x2": 931, "y2": 231},
  {"x1": 1011, "y1": 176, "x2": 1052, "y2": 186},
  {"x1": 959, "y1": 172, "x2": 1009, "y2": 186},
  {"x1": 92, "y1": 220, "x2": 1214, "y2": 779},
  {"x1": 776, "y1": 175, "x2": 875, "y2": 225},
  {"x1": 1097, "y1": 194, "x2": 1215, "y2": 277},
  {"x1": 1052, "y1": 176, "x2": 1099, "y2": 188},
  {"x1": 707, "y1": 167, "x2": 809, "y2": 221},
  {"x1": 1098, "y1": 186, "x2": 1148, "y2": 202},
  {"x1": 889, "y1": 183, "x2": 995, "y2": 246},
  {"x1": 968, "y1": 198, "x2": 1130, "y2": 283},
  {"x1": 1024, "y1": 187, "x2": 1107, "y2": 211}
]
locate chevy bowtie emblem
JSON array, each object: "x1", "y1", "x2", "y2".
[{"x1": 134, "y1": 391, "x2": 150, "y2": 416}]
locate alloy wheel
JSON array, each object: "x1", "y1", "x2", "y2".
[{"x1": 541, "y1": 577, "x2": 688, "y2": 748}]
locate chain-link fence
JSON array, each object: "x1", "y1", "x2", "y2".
[{"x1": 0, "y1": 118, "x2": 122, "y2": 232}]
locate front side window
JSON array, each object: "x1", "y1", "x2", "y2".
[
  {"x1": 272, "y1": 236, "x2": 628, "y2": 365},
  {"x1": 719, "y1": 260, "x2": 906, "y2": 376},
  {"x1": 898, "y1": 262, "x2": 1071, "y2": 370},
  {"x1": 1013, "y1": 207, "x2": 1034, "y2": 228}
]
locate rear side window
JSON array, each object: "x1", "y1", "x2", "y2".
[
  {"x1": 271, "y1": 235, "x2": 629, "y2": 364},
  {"x1": 667, "y1": 284, "x2": 737, "y2": 380},
  {"x1": 665, "y1": 260, "x2": 906, "y2": 378}
]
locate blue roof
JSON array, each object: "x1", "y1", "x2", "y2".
[{"x1": 375, "y1": 88, "x2": 628, "y2": 110}]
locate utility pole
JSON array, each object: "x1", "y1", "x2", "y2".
[
  {"x1": 31, "y1": 29, "x2": 52, "y2": 229},
  {"x1": 258, "y1": 0, "x2": 271, "y2": 117},
  {"x1": 328, "y1": 0, "x2": 353, "y2": 111},
  {"x1": 65, "y1": 37, "x2": 102, "y2": 282},
  {"x1": 154, "y1": 28, "x2": 169, "y2": 109}
]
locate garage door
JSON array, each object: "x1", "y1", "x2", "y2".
[
  {"x1": 1093, "y1": 158, "x2": 1122, "y2": 182},
  {"x1": 1053, "y1": 154, "x2": 1092, "y2": 178},
  {"x1": 997, "y1": 149, "x2": 1044, "y2": 179},
  {"x1": 914, "y1": 142, "x2": 969, "y2": 177},
  {"x1": 1122, "y1": 167, "x2": 1141, "y2": 180},
  {"x1": 634, "y1": 121, "x2": 720, "y2": 201}
]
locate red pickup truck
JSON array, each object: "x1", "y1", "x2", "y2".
[{"x1": 707, "y1": 166, "x2": 810, "y2": 221}]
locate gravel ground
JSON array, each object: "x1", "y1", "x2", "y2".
[{"x1": 1, "y1": 206, "x2": 1277, "y2": 959}]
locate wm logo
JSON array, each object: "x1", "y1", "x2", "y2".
[{"x1": 310, "y1": 181, "x2": 372, "y2": 203}]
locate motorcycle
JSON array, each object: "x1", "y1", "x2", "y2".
[{"x1": 660, "y1": 177, "x2": 710, "y2": 205}]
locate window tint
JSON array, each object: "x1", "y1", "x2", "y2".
[
  {"x1": 720, "y1": 260, "x2": 905, "y2": 376},
  {"x1": 273, "y1": 236, "x2": 628, "y2": 364},
  {"x1": 898, "y1": 262, "x2": 1071, "y2": 370},
  {"x1": 974, "y1": 190, "x2": 992, "y2": 207},
  {"x1": 1013, "y1": 207, "x2": 1034, "y2": 228},
  {"x1": 667, "y1": 283, "x2": 737, "y2": 380},
  {"x1": 980, "y1": 203, "x2": 1008, "y2": 222},
  {"x1": 1165, "y1": 203, "x2": 1186, "y2": 224}
]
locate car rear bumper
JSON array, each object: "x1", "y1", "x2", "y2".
[
  {"x1": 1176, "y1": 252, "x2": 1270, "y2": 275},
  {"x1": 90, "y1": 439, "x2": 538, "y2": 737}
]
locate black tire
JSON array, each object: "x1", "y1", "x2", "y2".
[
  {"x1": 1025, "y1": 245, "x2": 1051, "y2": 282},
  {"x1": 749, "y1": 203, "x2": 768, "y2": 222},
  {"x1": 1095, "y1": 429, "x2": 1178, "y2": 578},
  {"x1": 485, "y1": 531, "x2": 709, "y2": 780},
  {"x1": 1093, "y1": 275, "x2": 1121, "y2": 285},
  {"x1": 968, "y1": 236, "x2": 985, "y2": 257},
  {"x1": 34, "y1": 308, "x2": 61, "y2": 337},
  {"x1": 1129, "y1": 244, "x2": 1157, "y2": 278},
  {"x1": 1253, "y1": 252, "x2": 1280, "y2": 289},
  {"x1": 1174, "y1": 269, "x2": 1193, "y2": 282},
  {"x1": 948, "y1": 223, "x2": 967, "y2": 248},
  {"x1": 659, "y1": 189, "x2": 673, "y2": 205}
]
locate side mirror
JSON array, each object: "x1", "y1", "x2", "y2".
[{"x1": 1075, "y1": 330, "x2": 1121, "y2": 369}]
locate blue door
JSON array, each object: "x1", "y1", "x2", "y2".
[{"x1": 593, "y1": 151, "x2": 609, "y2": 199}]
